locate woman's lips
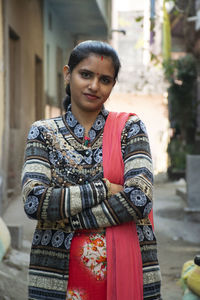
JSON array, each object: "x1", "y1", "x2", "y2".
[{"x1": 84, "y1": 93, "x2": 99, "y2": 100}]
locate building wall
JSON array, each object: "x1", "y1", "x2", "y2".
[
  {"x1": 0, "y1": 0, "x2": 4, "y2": 214},
  {"x1": 0, "y1": 0, "x2": 3, "y2": 160},
  {"x1": 115, "y1": 0, "x2": 145, "y2": 11},
  {"x1": 44, "y1": 0, "x2": 74, "y2": 113},
  {"x1": 96, "y1": 0, "x2": 112, "y2": 29},
  {"x1": 1, "y1": 0, "x2": 44, "y2": 213},
  {"x1": 112, "y1": 1, "x2": 165, "y2": 94}
]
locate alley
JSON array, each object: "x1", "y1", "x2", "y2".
[{"x1": 154, "y1": 179, "x2": 200, "y2": 300}]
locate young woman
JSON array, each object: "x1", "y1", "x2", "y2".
[{"x1": 22, "y1": 40, "x2": 162, "y2": 300}]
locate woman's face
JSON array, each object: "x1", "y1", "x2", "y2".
[{"x1": 64, "y1": 54, "x2": 115, "y2": 115}]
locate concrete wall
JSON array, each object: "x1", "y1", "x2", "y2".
[
  {"x1": 112, "y1": 1, "x2": 165, "y2": 94},
  {"x1": 1, "y1": 0, "x2": 44, "y2": 213},
  {"x1": 115, "y1": 0, "x2": 145, "y2": 11},
  {"x1": 0, "y1": 0, "x2": 3, "y2": 160},
  {"x1": 96, "y1": 0, "x2": 112, "y2": 29},
  {"x1": 0, "y1": 0, "x2": 4, "y2": 214},
  {"x1": 44, "y1": 0, "x2": 73, "y2": 110}
]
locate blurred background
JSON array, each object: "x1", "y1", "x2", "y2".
[
  {"x1": 0, "y1": 1, "x2": 200, "y2": 299},
  {"x1": 0, "y1": 0, "x2": 200, "y2": 211}
]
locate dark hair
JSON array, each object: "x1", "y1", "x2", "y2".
[{"x1": 63, "y1": 40, "x2": 121, "y2": 111}]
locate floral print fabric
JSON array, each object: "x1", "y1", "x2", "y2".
[
  {"x1": 66, "y1": 290, "x2": 87, "y2": 300},
  {"x1": 66, "y1": 230, "x2": 107, "y2": 300},
  {"x1": 81, "y1": 233, "x2": 106, "y2": 281}
]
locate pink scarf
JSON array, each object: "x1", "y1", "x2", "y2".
[{"x1": 103, "y1": 112, "x2": 153, "y2": 300}]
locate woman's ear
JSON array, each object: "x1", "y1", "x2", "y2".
[{"x1": 63, "y1": 65, "x2": 70, "y2": 83}]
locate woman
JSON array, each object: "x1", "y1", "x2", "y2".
[{"x1": 22, "y1": 40, "x2": 162, "y2": 300}]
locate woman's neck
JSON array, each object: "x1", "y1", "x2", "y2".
[{"x1": 71, "y1": 105, "x2": 101, "y2": 136}]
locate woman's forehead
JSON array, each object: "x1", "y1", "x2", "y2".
[{"x1": 76, "y1": 54, "x2": 115, "y2": 75}]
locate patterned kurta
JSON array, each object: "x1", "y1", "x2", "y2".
[{"x1": 22, "y1": 105, "x2": 162, "y2": 300}]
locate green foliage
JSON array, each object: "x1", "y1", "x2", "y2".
[
  {"x1": 166, "y1": 54, "x2": 197, "y2": 142},
  {"x1": 164, "y1": 54, "x2": 197, "y2": 172},
  {"x1": 135, "y1": 16, "x2": 143, "y2": 22},
  {"x1": 167, "y1": 139, "x2": 195, "y2": 170},
  {"x1": 163, "y1": 59, "x2": 177, "y2": 82}
]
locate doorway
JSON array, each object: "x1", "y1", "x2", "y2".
[{"x1": 7, "y1": 27, "x2": 20, "y2": 191}]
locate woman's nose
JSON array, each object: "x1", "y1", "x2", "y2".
[{"x1": 89, "y1": 77, "x2": 99, "y2": 91}]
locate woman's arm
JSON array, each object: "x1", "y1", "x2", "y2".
[
  {"x1": 21, "y1": 121, "x2": 107, "y2": 222},
  {"x1": 68, "y1": 116, "x2": 153, "y2": 230}
]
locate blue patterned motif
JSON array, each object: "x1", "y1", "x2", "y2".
[
  {"x1": 140, "y1": 120, "x2": 147, "y2": 134},
  {"x1": 143, "y1": 202, "x2": 152, "y2": 217},
  {"x1": 74, "y1": 124, "x2": 84, "y2": 138},
  {"x1": 28, "y1": 126, "x2": 40, "y2": 140},
  {"x1": 94, "y1": 149, "x2": 103, "y2": 163},
  {"x1": 24, "y1": 195, "x2": 39, "y2": 214},
  {"x1": 128, "y1": 124, "x2": 140, "y2": 138},
  {"x1": 52, "y1": 231, "x2": 65, "y2": 247},
  {"x1": 66, "y1": 111, "x2": 77, "y2": 127},
  {"x1": 88, "y1": 129, "x2": 96, "y2": 141},
  {"x1": 92, "y1": 115, "x2": 105, "y2": 130},
  {"x1": 143, "y1": 226, "x2": 154, "y2": 240},
  {"x1": 41, "y1": 230, "x2": 52, "y2": 246},
  {"x1": 32, "y1": 230, "x2": 42, "y2": 245},
  {"x1": 136, "y1": 226, "x2": 144, "y2": 242},
  {"x1": 64, "y1": 233, "x2": 74, "y2": 250},
  {"x1": 130, "y1": 190, "x2": 147, "y2": 206}
]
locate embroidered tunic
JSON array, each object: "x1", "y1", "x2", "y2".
[{"x1": 22, "y1": 106, "x2": 162, "y2": 300}]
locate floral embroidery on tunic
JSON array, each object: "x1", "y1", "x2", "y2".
[
  {"x1": 80, "y1": 233, "x2": 107, "y2": 280},
  {"x1": 66, "y1": 289, "x2": 87, "y2": 300}
]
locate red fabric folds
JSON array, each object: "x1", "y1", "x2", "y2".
[{"x1": 103, "y1": 112, "x2": 153, "y2": 300}]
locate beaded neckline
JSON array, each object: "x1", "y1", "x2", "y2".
[{"x1": 64, "y1": 105, "x2": 109, "y2": 145}]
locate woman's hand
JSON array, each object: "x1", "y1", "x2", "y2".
[
  {"x1": 103, "y1": 178, "x2": 123, "y2": 197},
  {"x1": 110, "y1": 183, "x2": 123, "y2": 195}
]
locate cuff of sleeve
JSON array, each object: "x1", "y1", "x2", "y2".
[
  {"x1": 93, "y1": 179, "x2": 107, "y2": 202},
  {"x1": 102, "y1": 178, "x2": 112, "y2": 198}
]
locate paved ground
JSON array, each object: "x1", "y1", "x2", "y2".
[
  {"x1": 154, "y1": 178, "x2": 200, "y2": 300},
  {"x1": 1, "y1": 177, "x2": 200, "y2": 300}
]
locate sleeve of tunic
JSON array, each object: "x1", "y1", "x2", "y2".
[
  {"x1": 21, "y1": 120, "x2": 107, "y2": 222},
  {"x1": 69, "y1": 115, "x2": 154, "y2": 230}
]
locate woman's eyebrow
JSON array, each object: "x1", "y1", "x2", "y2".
[
  {"x1": 79, "y1": 68, "x2": 93, "y2": 73},
  {"x1": 101, "y1": 74, "x2": 114, "y2": 79},
  {"x1": 79, "y1": 68, "x2": 114, "y2": 79}
]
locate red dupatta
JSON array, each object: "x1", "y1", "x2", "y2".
[{"x1": 103, "y1": 112, "x2": 154, "y2": 300}]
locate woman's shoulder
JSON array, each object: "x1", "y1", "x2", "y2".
[
  {"x1": 27, "y1": 115, "x2": 64, "y2": 140},
  {"x1": 122, "y1": 113, "x2": 148, "y2": 137},
  {"x1": 29, "y1": 115, "x2": 64, "y2": 131}
]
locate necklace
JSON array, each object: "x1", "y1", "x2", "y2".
[{"x1": 84, "y1": 136, "x2": 90, "y2": 147}]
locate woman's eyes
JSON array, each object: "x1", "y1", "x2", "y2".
[
  {"x1": 80, "y1": 71, "x2": 112, "y2": 84},
  {"x1": 80, "y1": 71, "x2": 91, "y2": 79},
  {"x1": 100, "y1": 77, "x2": 111, "y2": 84}
]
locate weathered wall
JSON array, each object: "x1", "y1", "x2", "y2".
[
  {"x1": 2, "y1": 0, "x2": 44, "y2": 213},
  {"x1": 44, "y1": 0, "x2": 73, "y2": 111},
  {"x1": 96, "y1": 0, "x2": 112, "y2": 29},
  {"x1": 113, "y1": 9, "x2": 165, "y2": 94},
  {"x1": 0, "y1": 0, "x2": 4, "y2": 214},
  {"x1": 0, "y1": 0, "x2": 3, "y2": 160}
]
